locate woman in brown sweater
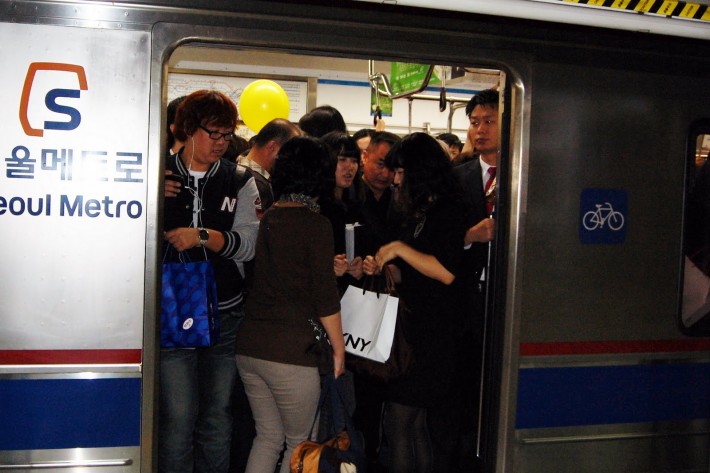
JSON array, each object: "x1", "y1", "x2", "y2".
[{"x1": 236, "y1": 136, "x2": 345, "y2": 473}]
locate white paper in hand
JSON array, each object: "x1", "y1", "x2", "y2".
[{"x1": 345, "y1": 222, "x2": 362, "y2": 262}]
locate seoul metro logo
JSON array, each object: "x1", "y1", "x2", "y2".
[{"x1": 19, "y1": 62, "x2": 88, "y2": 137}]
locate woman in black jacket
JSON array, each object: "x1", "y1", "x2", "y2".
[{"x1": 363, "y1": 132, "x2": 468, "y2": 473}]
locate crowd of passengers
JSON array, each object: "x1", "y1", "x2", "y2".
[{"x1": 160, "y1": 88, "x2": 501, "y2": 473}]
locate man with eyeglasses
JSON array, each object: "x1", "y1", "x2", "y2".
[{"x1": 161, "y1": 90, "x2": 260, "y2": 473}]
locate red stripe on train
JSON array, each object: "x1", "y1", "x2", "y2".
[
  {"x1": 520, "y1": 339, "x2": 710, "y2": 356},
  {"x1": 0, "y1": 349, "x2": 142, "y2": 364}
]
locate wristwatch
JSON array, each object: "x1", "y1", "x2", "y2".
[{"x1": 197, "y1": 228, "x2": 209, "y2": 247}]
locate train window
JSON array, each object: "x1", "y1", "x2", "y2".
[
  {"x1": 680, "y1": 119, "x2": 710, "y2": 336},
  {"x1": 167, "y1": 47, "x2": 502, "y2": 139}
]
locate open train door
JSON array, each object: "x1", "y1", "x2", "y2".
[{"x1": 477, "y1": 71, "x2": 515, "y2": 473}]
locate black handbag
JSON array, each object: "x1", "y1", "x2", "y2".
[{"x1": 307, "y1": 318, "x2": 334, "y2": 375}]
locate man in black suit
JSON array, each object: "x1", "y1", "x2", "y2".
[
  {"x1": 429, "y1": 89, "x2": 500, "y2": 473},
  {"x1": 458, "y1": 89, "x2": 499, "y2": 255}
]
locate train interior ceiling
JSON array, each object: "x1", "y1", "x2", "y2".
[{"x1": 167, "y1": 45, "x2": 503, "y2": 140}]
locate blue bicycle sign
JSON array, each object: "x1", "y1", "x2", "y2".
[
  {"x1": 579, "y1": 189, "x2": 628, "y2": 244},
  {"x1": 582, "y1": 202, "x2": 625, "y2": 231}
]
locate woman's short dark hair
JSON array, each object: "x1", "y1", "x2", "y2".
[
  {"x1": 271, "y1": 136, "x2": 335, "y2": 200},
  {"x1": 223, "y1": 134, "x2": 250, "y2": 163},
  {"x1": 166, "y1": 95, "x2": 186, "y2": 149},
  {"x1": 173, "y1": 90, "x2": 238, "y2": 142},
  {"x1": 320, "y1": 131, "x2": 360, "y2": 164},
  {"x1": 386, "y1": 132, "x2": 462, "y2": 217},
  {"x1": 298, "y1": 105, "x2": 347, "y2": 138}
]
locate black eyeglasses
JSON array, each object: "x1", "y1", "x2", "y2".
[{"x1": 198, "y1": 125, "x2": 234, "y2": 141}]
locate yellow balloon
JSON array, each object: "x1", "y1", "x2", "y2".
[{"x1": 238, "y1": 80, "x2": 290, "y2": 133}]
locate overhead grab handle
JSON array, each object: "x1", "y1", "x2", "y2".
[
  {"x1": 373, "y1": 74, "x2": 383, "y2": 126},
  {"x1": 439, "y1": 66, "x2": 447, "y2": 113},
  {"x1": 368, "y1": 60, "x2": 436, "y2": 100}
]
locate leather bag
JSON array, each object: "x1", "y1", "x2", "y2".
[{"x1": 290, "y1": 375, "x2": 365, "y2": 473}]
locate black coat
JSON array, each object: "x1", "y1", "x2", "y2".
[{"x1": 454, "y1": 158, "x2": 490, "y2": 281}]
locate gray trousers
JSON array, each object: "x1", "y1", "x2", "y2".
[{"x1": 236, "y1": 355, "x2": 321, "y2": 473}]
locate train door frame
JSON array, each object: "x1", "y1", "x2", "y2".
[
  {"x1": 489, "y1": 73, "x2": 528, "y2": 473},
  {"x1": 680, "y1": 118, "x2": 710, "y2": 338},
  {"x1": 149, "y1": 19, "x2": 530, "y2": 473}
]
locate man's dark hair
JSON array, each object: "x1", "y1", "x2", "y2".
[
  {"x1": 465, "y1": 89, "x2": 499, "y2": 117},
  {"x1": 352, "y1": 128, "x2": 375, "y2": 142},
  {"x1": 173, "y1": 90, "x2": 238, "y2": 142},
  {"x1": 436, "y1": 132, "x2": 462, "y2": 148},
  {"x1": 251, "y1": 118, "x2": 300, "y2": 148},
  {"x1": 368, "y1": 131, "x2": 401, "y2": 151}
]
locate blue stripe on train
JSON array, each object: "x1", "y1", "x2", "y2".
[
  {"x1": 516, "y1": 362, "x2": 710, "y2": 429},
  {"x1": 0, "y1": 377, "x2": 141, "y2": 450}
]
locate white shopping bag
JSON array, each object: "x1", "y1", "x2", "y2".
[{"x1": 340, "y1": 285, "x2": 399, "y2": 363}]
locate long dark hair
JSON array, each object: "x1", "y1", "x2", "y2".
[{"x1": 386, "y1": 132, "x2": 462, "y2": 220}]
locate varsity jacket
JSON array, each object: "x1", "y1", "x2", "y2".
[{"x1": 164, "y1": 152, "x2": 260, "y2": 311}]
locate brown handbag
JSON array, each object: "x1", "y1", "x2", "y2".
[
  {"x1": 290, "y1": 431, "x2": 351, "y2": 473},
  {"x1": 290, "y1": 375, "x2": 363, "y2": 473}
]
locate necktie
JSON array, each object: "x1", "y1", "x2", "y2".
[{"x1": 485, "y1": 166, "x2": 496, "y2": 215}]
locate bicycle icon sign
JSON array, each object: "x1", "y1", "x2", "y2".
[
  {"x1": 582, "y1": 202, "x2": 625, "y2": 231},
  {"x1": 579, "y1": 189, "x2": 627, "y2": 244}
]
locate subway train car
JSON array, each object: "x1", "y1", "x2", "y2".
[{"x1": 1, "y1": 1, "x2": 709, "y2": 472}]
